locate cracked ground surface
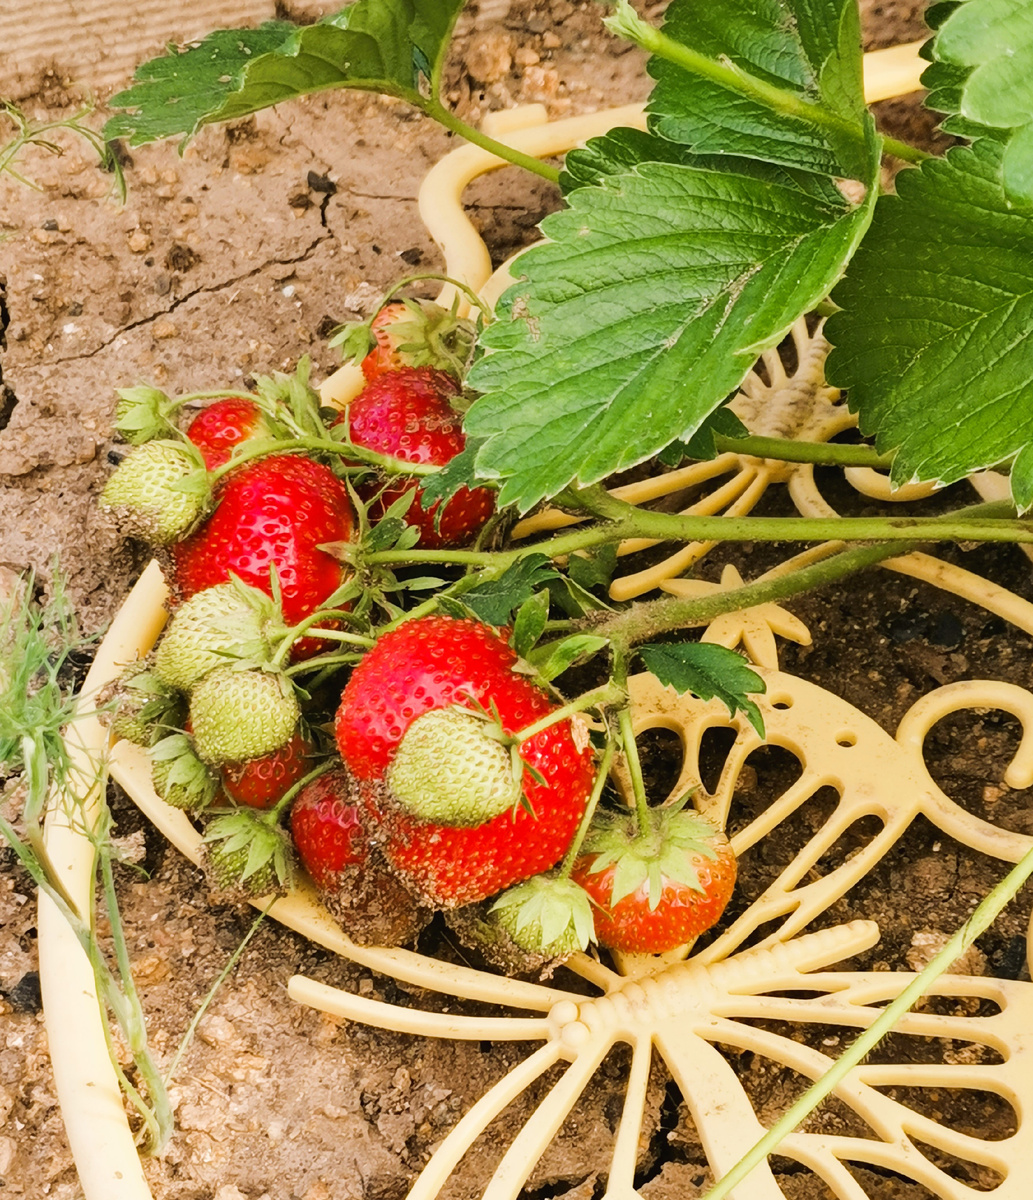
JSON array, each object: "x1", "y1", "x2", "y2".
[{"x1": 3, "y1": 3, "x2": 1032, "y2": 1200}]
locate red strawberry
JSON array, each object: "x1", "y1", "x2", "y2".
[
  {"x1": 360, "y1": 299, "x2": 475, "y2": 381},
  {"x1": 290, "y1": 768, "x2": 429, "y2": 946},
  {"x1": 571, "y1": 808, "x2": 737, "y2": 955},
  {"x1": 170, "y1": 454, "x2": 354, "y2": 656},
  {"x1": 221, "y1": 728, "x2": 315, "y2": 810},
  {"x1": 335, "y1": 615, "x2": 595, "y2": 907},
  {"x1": 185, "y1": 397, "x2": 276, "y2": 470},
  {"x1": 339, "y1": 367, "x2": 494, "y2": 549}
]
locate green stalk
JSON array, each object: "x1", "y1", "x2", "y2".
[
  {"x1": 267, "y1": 759, "x2": 337, "y2": 824},
  {"x1": 595, "y1": 538, "x2": 922, "y2": 649},
  {"x1": 425, "y1": 99, "x2": 561, "y2": 185},
  {"x1": 604, "y1": 1, "x2": 931, "y2": 167},
  {"x1": 710, "y1": 435, "x2": 895, "y2": 469},
  {"x1": 701, "y1": 841, "x2": 1033, "y2": 1200},
  {"x1": 514, "y1": 683, "x2": 624, "y2": 744},
  {"x1": 365, "y1": 500, "x2": 1033, "y2": 574},
  {"x1": 610, "y1": 647, "x2": 651, "y2": 829},
  {"x1": 558, "y1": 737, "x2": 617, "y2": 878},
  {"x1": 99, "y1": 848, "x2": 173, "y2": 1152}
]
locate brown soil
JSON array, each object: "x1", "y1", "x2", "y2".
[{"x1": 3, "y1": 4, "x2": 1030, "y2": 1200}]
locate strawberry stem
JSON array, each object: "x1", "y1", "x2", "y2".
[
  {"x1": 514, "y1": 683, "x2": 624, "y2": 744},
  {"x1": 369, "y1": 271, "x2": 494, "y2": 327},
  {"x1": 266, "y1": 759, "x2": 336, "y2": 824},
  {"x1": 558, "y1": 737, "x2": 616, "y2": 879},
  {"x1": 270, "y1": 612, "x2": 375, "y2": 668},
  {"x1": 611, "y1": 647, "x2": 651, "y2": 830}
]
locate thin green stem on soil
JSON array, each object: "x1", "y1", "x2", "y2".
[
  {"x1": 701, "y1": 840, "x2": 1033, "y2": 1200},
  {"x1": 162, "y1": 902, "x2": 273, "y2": 1087},
  {"x1": 425, "y1": 100, "x2": 562, "y2": 185}
]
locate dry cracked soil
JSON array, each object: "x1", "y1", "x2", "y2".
[{"x1": 2, "y1": 3, "x2": 1032, "y2": 1200}]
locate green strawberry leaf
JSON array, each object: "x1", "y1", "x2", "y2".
[
  {"x1": 461, "y1": 555, "x2": 559, "y2": 626},
  {"x1": 657, "y1": 405, "x2": 750, "y2": 467},
  {"x1": 638, "y1": 641, "x2": 766, "y2": 735},
  {"x1": 418, "y1": 439, "x2": 489, "y2": 510},
  {"x1": 567, "y1": 543, "x2": 618, "y2": 593},
  {"x1": 526, "y1": 634, "x2": 609, "y2": 683},
  {"x1": 1011, "y1": 444, "x2": 1033, "y2": 515},
  {"x1": 826, "y1": 140, "x2": 1033, "y2": 501},
  {"x1": 511, "y1": 590, "x2": 550, "y2": 659},
  {"x1": 932, "y1": 0, "x2": 1033, "y2": 203},
  {"x1": 643, "y1": 0, "x2": 871, "y2": 180},
  {"x1": 466, "y1": 142, "x2": 878, "y2": 512},
  {"x1": 104, "y1": 0, "x2": 466, "y2": 145}
]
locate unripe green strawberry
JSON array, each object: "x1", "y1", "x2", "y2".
[
  {"x1": 387, "y1": 707, "x2": 518, "y2": 826},
  {"x1": 148, "y1": 733, "x2": 219, "y2": 812},
  {"x1": 489, "y1": 873, "x2": 595, "y2": 959},
  {"x1": 103, "y1": 660, "x2": 184, "y2": 747},
  {"x1": 201, "y1": 811, "x2": 292, "y2": 899},
  {"x1": 101, "y1": 440, "x2": 210, "y2": 544},
  {"x1": 154, "y1": 580, "x2": 277, "y2": 692},
  {"x1": 189, "y1": 667, "x2": 300, "y2": 766}
]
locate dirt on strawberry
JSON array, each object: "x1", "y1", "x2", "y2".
[{"x1": 2, "y1": 3, "x2": 1028, "y2": 1200}]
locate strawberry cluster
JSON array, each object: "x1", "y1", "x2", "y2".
[{"x1": 99, "y1": 287, "x2": 739, "y2": 969}]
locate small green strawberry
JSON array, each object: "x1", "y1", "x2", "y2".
[
  {"x1": 102, "y1": 660, "x2": 184, "y2": 747},
  {"x1": 386, "y1": 706, "x2": 519, "y2": 826},
  {"x1": 149, "y1": 732, "x2": 219, "y2": 812},
  {"x1": 189, "y1": 667, "x2": 300, "y2": 766},
  {"x1": 201, "y1": 810, "x2": 293, "y2": 899},
  {"x1": 100, "y1": 439, "x2": 210, "y2": 544},
  {"x1": 489, "y1": 873, "x2": 595, "y2": 960},
  {"x1": 154, "y1": 579, "x2": 277, "y2": 691}
]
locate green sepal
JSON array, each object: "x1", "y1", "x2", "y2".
[
  {"x1": 525, "y1": 635, "x2": 610, "y2": 684},
  {"x1": 461, "y1": 555, "x2": 559, "y2": 627},
  {"x1": 511, "y1": 590, "x2": 550, "y2": 659},
  {"x1": 489, "y1": 873, "x2": 595, "y2": 956},
  {"x1": 114, "y1": 385, "x2": 178, "y2": 444},
  {"x1": 581, "y1": 806, "x2": 721, "y2": 911}
]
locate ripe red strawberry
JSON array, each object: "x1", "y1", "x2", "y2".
[
  {"x1": 290, "y1": 767, "x2": 430, "y2": 946},
  {"x1": 359, "y1": 299, "x2": 475, "y2": 381},
  {"x1": 335, "y1": 615, "x2": 595, "y2": 907},
  {"x1": 170, "y1": 454, "x2": 354, "y2": 654},
  {"x1": 221, "y1": 727, "x2": 315, "y2": 810},
  {"x1": 185, "y1": 397, "x2": 276, "y2": 470},
  {"x1": 571, "y1": 808, "x2": 737, "y2": 955},
  {"x1": 339, "y1": 367, "x2": 494, "y2": 549}
]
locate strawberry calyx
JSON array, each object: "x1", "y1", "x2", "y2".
[
  {"x1": 201, "y1": 809, "x2": 294, "y2": 898},
  {"x1": 578, "y1": 803, "x2": 722, "y2": 912},
  {"x1": 101, "y1": 661, "x2": 184, "y2": 747},
  {"x1": 331, "y1": 296, "x2": 477, "y2": 381},
  {"x1": 149, "y1": 732, "x2": 220, "y2": 813},
  {"x1": 488, "y1": 872, "x2": 595, "y2": 958}
]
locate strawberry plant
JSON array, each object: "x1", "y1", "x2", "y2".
[{"x1": 64, "y1": 0, "x2": 1033, "y2": 1180}]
